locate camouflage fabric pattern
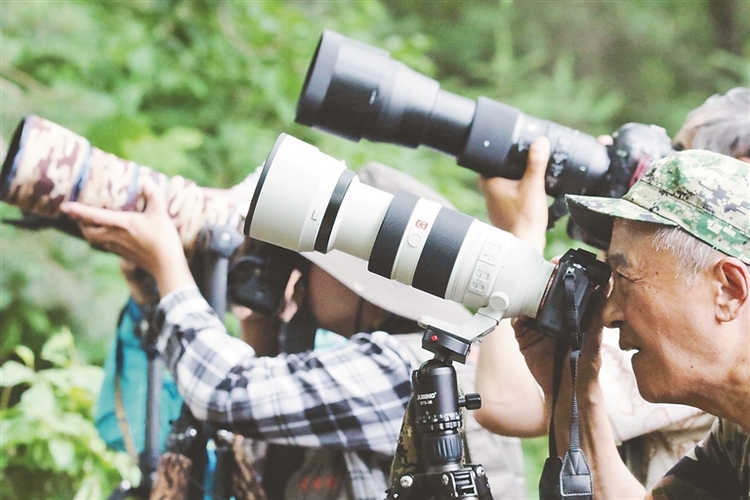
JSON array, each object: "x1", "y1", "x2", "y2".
[
  {"x1": 231, "y1": 434, "x2": 268, "y2": 500},
  {"x1": 388, "y1": 397, "x2": 420, "y2": 487},
  {"x1": 567, "y1": 150, "x2": 750, "y2": 264},
  {"x1": 650, "y1": 418, "x2": 750, "y2": 499},
  {"x1": 1, "y1": 115, "x2": 246, "y2": 253},
  {"x1": 149, "y1": 452, "x2": 192, "y2": 500},
  {"x1": 1, "y1": 115, "x2": 90, "y2": 217}
]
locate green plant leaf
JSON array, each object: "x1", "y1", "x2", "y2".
[
  {"x1": 49, "y1": 438, "x2": 76, "y2": 472},
  {"x1": 40, "y1": 366, "x2": 104, "y2": 397},
  {"x1": 18, "y1": 383, "x2": 57, "y2": 421},
  {"x1": 0, "y1": 360, "x2": 37, "y2": 387},
  {"x1": 74, "y1": 475, "x2": 104, "y2": 500},
  {"x1": 14, "y1": 345, "x2": 35, "y2": 368},
  {"x1": 41, "y1": 328, "x2": 76, "y2": 367}
]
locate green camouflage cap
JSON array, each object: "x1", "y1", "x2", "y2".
[{"x1": 566, "y1": 150, "x2": 750, "y2": 264}]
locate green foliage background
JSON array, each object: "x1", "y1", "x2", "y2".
[{"x1": 1, "y1": 1, "x2": 748, "y2": 498}]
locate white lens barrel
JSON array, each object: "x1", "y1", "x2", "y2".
[
  {"x1": 444, "y1": 221, "x2": 555, "y2": 317},
  {"x1": 389, "y1": 197, "x2": 443, "y2": 285},
  {"x1": 326, "y1": 180, "x2": 393, "y2": 260},
  {"x1": 247, "y1": 133, "x2": 557, "y2": 322},
  {"x1": 248, "y1": 134, "x2": 345, "y2": 252},
  {"x1": 247, "y1": 134, "x2": 392, "y2": 262}
]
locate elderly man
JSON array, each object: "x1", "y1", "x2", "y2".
[
  {"x1": 516, "y1": 149, "x2": 749, "y2": 497},
  {"x1": 475, "y1": 87, "x2": 750, "y2": 488}
]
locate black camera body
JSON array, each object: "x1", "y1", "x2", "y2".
[
  {"x1": 227, "y1": 239, "x2": 301, "y2": 315},
  {"x1": 534, "y1": 248, "x2": 610, "y2": 349},
  {"x1": 296, "y1": 31, "x2": 675, "y2": 246}
]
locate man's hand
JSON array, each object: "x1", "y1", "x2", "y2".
[
  {"x1": 473, "y1": 136, "x2": 553, "y2": 436},
  {"x1": 510, "y1": 316, "x2": 560, "y2": 396},
  {"x1": 119, "y1": 259, "x2": 160, "y2": 306},
  {"x1": 61, "y1": 180, "x2": 195, "y2": 297},
  {"x1": 478, "y1": 136, "x2": 550, "y2": 252}
]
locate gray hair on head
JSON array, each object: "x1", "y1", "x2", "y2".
[
  {"x1": 651, "y1": 225, "x2": 723, "y2": 284},
  {"x1": 684, "y1": 87, "x2": 750, "y2": 159},
  {"x1": 619, "y1": 220, "x2": 750, "y2": 283}
]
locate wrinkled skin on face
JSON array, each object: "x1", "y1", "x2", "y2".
[{"x1": 603, "y1": 220, "x2": 748, "y2": 411}]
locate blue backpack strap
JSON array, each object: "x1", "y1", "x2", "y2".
[{"x1": 114, "y1": 333, "x2": 139, "y2": 460}]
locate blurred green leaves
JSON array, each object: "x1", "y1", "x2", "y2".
[
  {"x1": 0, "y1": 330, "x2": 139, "y2": 500},
  {"x1": 0, "y1": 1, "x2": 747, "y2": 495}
]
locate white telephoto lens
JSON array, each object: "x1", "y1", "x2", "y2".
[
  {"x1": 444, "y1": 221, "x2": 554, "y2": 317},
  {"x1": 247, "y1": 133, "x2": 556, "y2": 320},
  {"x1": 247, "y1": 134, "x2": 343, "y2": 251},
  {"x1": 324, "y1": 178, "x2": 393, "y2": 260},
  {"x1": 246, "y1": 134, "x2": 392, "y2": 261},
  {"x1": 363, "y1": 187, "x2": 555, "y2": 318}
]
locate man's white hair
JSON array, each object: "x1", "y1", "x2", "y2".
[
  {"x1": 651, "y1": 225, "x2": 723, "y2": 283},
  {"x1": 618, "y1": 219, "x2": 749, "y2": 283},
  {"x1": 683, "y1": 87, "x2": 750, "y2": 159}
]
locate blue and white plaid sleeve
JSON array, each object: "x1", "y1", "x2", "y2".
[{"x1": 155, "y1": 286, "x2": 415, "y2": 455}]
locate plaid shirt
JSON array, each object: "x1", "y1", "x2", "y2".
[{"x1": 154, "y1": 286, "x2": 416, "y2": 500}]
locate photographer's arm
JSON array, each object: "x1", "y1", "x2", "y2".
[
  {"x1": 61, "y1": 186, "x2": 412, "y2": 454},
  {"x1": 474, "y1": 320, "x2": 547, "y2": 436},
  {"x1": 473, "y1": 136, "x2": 550, "y2": 437},
  {"x1": 506, "y1": 285, "x2": 645, "y2": 497},
  {"x1": 475, "y1": 134, "x2": 650, "y2": 497},
  {"x1": 575, "y1": 310, "x2": 648, "y2": 498}
]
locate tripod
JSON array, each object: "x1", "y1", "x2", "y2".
[
  {"x1": 387, "y1": 312, "x2": 503, "y2": 500},
  {"x1": 108, "y1": 222, "x2": 244, "y2": 500},
  {"x1": 106, "y1": 304, "x2": 166, "y2": 500},
  {"x1": 169, "y1": 222, "x2": 246, "y2": 500}
]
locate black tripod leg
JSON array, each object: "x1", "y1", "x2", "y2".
[{"x1": 107, "y1": 481, "x2": 132, "y2": 500}]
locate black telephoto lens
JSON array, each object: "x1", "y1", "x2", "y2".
[
  {"x1": 297, "y1": 30, "x2": 475, "y2": 158},
  {"x1": 296, "y1": 30, "x2": 611, "y2": 198}
]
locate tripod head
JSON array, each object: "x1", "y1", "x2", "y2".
[{"x1": 387, "y1": 317, "x2": 498, "y2": 500}]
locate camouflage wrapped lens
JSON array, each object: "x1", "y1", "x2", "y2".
[{"x1": 1, "y1": 115, "x2": 247, "y2": 254}]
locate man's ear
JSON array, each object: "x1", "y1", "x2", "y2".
[{"x1": 714, "y1": 256, "x2": 749, "y2": 322}]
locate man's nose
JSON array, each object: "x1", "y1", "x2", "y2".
[{"x1": 601, "y1": 289, "x2": 624, "y2": 329}]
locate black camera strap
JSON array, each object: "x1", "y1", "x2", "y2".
[{"x1": 539, "y1": 270, "x2": 593, "y2": 499}]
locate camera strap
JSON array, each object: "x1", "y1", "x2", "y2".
[
  {"x1": 539, "y1": 271, "x2": 593, "y2": 499},
  {"x1": 113, "y1": 308, "x2": 140, "y2": 463}
]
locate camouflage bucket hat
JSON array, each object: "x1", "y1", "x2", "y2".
[{"x1": 566, "y1": 150, "x2": 750, "y2": 264}]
